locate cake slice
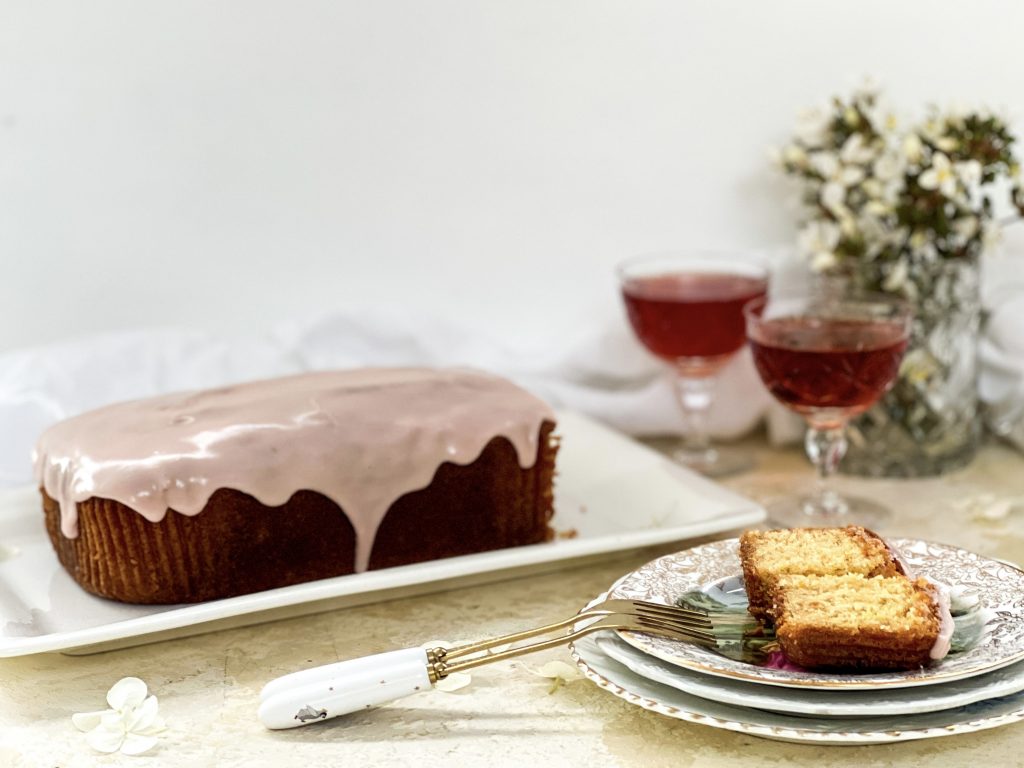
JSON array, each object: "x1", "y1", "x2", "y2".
[
  {"x1": 739, "y1": 526, "x2": 902, "y2": 622},
  {"x1": 773, "y1": 574, "x2": 940, "y2": 671}
]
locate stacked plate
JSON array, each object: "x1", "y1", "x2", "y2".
[{"x1": 570, "y1": 538, "x2": 1024, "y2": 744}]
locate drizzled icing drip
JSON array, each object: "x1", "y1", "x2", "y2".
[
  {"x1": 869, "y1": 532, "x2": 951, "y2": 662},
  {"x1": 877, "y1": 535, "x2": 952, "y2": 661},
  {"x1": 33, "y1": 368, "x2": 555, "y2": 572},
  {"x1": 923, "y1": 576, "x2": 955, "y2": 661}
]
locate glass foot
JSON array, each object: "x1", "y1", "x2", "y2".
[
  {"x1": 671, "y1": 444, "x2": 755, "y2": 478},
  {"x1": 765, "y1": 494, "x2": 891, "y2": 530}
]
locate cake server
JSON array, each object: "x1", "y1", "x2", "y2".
[{"x1": 257, "y1": 598, "x2": 717, "y2": 729}]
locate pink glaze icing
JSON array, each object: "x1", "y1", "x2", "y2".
[
  {"x1": 923, "y1": 577, "x2": 954, "y2": 661},
  {"x1": 878, "y1": 537, "x2": 951, "y2": 661},
  {"x1": 878, "y1": 537, "x2": 952, "y2": 661},
  {"x1": 763, "y1": 651, "x2": 808, "y2": 672},
  {"x1": 33, "y1": 368, "x2": 555, "y2": 572}
]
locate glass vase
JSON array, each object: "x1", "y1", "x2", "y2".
[{"x1": 840, "y1": 257, "x2": 982, "y2": 477}]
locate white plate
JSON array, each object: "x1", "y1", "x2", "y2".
[
  {"x1": 572, "y1": 630, "x2": 1024, "y2": 745},
  {"x1": 0, "y1": 410, "x2": 764, "y2": 657},
  {"x1": 611, "y1": 538, "x2": 1024, "y2": 689},
  {"x1": 597, "y1": 633, "x2": 1024, "y2": 717}
]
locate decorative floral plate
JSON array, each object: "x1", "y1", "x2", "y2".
[
  {"x1": 570, "y1": 630, "x2": 1024, "y2": 745},
  {"x1": 596, "y1": 633, "x2": 1024, "y2": 717},
  {"x1": 610, "y1": 538, "x2": 1024, "y2": 689}
]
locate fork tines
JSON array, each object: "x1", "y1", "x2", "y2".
[{"x1": 593, "y1": 598, "x2": 719, "y2": 646}]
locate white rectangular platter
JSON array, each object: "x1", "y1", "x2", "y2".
[{"x1": 0, "y1": 410, "x2": 764, "y2": 656}]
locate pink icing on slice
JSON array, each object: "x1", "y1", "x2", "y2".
[
  {"x1": 763, "y1": 651, "x2": 808, "y2": 672},
  {"x1": 923, "y1": 577, "x2": 954, "y2": 661},
  {"x1": 33, "y1": 368, "x2": 555, "y2": 572}
]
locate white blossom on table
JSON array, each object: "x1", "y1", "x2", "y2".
[
  {"x1": 529, "y1": 660, "x2": 582, "y2": 693},
  {"x1": 72, "y1": 677, "x2": 166, "y2": 756}
]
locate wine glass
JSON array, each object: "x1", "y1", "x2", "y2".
[
  {"x1": 618, "y1": 252, "x2": 769, "y2": 477},
  {"x1": 744, "y1": 292, "x2": 912, "y2": 528}
]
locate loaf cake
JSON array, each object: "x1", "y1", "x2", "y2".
[
  {"x1": 772, "y1": 574, "x2": 941, "y2": 671},
  {"x1": 34, "y1": 368, "x2": 558, "y2": 604},
  {"x1": 739, "y1": 526, "x2": 903, "y2": 622}
]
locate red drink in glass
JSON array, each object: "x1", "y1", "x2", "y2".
[
  {"x1": 749, "y1": 317, "x2": 908, "y2": 420},
  {"x1": 744, "y1": 294, "x2": 912, "y2": 528},
  {"x1": 617, "y1": 253, "x2": 769, "y2": 477},
  {"x1": 622, "y1": 273, "x2": 767, "y2": 372}
]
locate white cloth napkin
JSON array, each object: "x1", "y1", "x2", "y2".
[
  {"x1": 3, "y1": 256, "x2": 1022, "y2": 488},
  {"x1": 0, "y1": 305, "x2": 793, "y2": 488}
]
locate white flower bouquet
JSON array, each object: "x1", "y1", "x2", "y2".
[
  {"x1": 778, "y1": 84, "x2": 1021, "y2": 287},
  {"x1": 777, "y1": 84, "x2": 1024, "y2": 476}
]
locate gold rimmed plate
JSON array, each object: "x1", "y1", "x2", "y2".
[
  {"x1": 610, "y1": 538, "x2": 1024, "y2": 690},
  {"x1": 570, "y1": 630, "x2": 1024, "y2": 745}
]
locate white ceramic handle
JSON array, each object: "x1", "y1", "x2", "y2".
[
  {"x1": 258, "y1": 647, "x2": 432, "y2": 729},
  {"x1": 260, "y1": 647, "x2": 436, "y2": 702}
]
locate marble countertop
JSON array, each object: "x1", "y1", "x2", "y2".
[{"x1": 3, "y1": 436, "x2": 1024, "y2": 767}]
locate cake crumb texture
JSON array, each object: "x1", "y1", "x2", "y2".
[
  {"x1": 739, "y1": 526, "x2": 901, "y2": 622},
  {"x1": 773, "y1": 574, "x2": 940, "y2": 671}
]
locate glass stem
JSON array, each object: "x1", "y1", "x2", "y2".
[
  {"x1": 803, "y1": 424, "x2": 850, "y2": 518},
  {"x1": 673, "y1": 371, "x2": 715, "y2": 458}
]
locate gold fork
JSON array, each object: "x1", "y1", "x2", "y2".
[
  {"x1": 432, "y1": 598, "x2": 716, "y2": 676},
  {"x1": 258, "y1": 598, "x2": 716, "y2": 729}
]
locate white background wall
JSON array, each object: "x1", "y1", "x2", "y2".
[{"x1": 3, "y1": 1, "x2": 1023, "y2": 352}]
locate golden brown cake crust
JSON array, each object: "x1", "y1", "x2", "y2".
[{"x1": 43, "y1": 422, "x2": 557, "y2": 604}]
